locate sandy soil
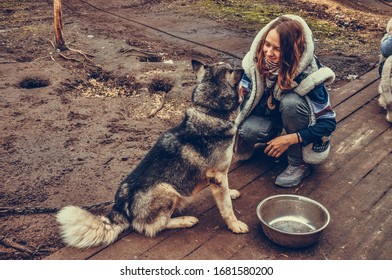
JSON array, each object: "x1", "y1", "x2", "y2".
[{"x1": 0, "y1": 0, "x2": 391, "y2": 259}]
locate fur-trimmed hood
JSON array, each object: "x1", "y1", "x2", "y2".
[
  {"x1": 236, "y1": 14, "x2": 335, "y2": 126},
  {"x1": 387, "y1": 18, "x2": 392, "y2": 33},
  {"x1": 379, "y1": 56, "x2": 392, "y2": 110}
]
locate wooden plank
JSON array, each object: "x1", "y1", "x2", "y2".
[
  {"x1": 307, "y1": 129, "x2": 392, "y2": 259},
  {"x1": 299, "y1": 96, "x2": 385, "y2": 189},
  {"x1": 45, "y1": 246, "x2": 105, "y2": 260},
  {"x1": 333, "y1": 81, "x2": 379, "y2": 122},
  {"x1": 314, "y1": 108, "x2": 390, "y2": 179},
  {"x1": 350, "y1": 196, "x2": 392, "y2": 260},
  {"x1": 328, "y1": 99, "x2": 383, "y2": 146},
  {"x1": 309, "y1": 126, "x2": 392, "y2": 203},
  {"x1": 324, "y1": 153, "x2": 392, "y2": 259},
  {"x1": 374, "y1": 230, "x2": 392, "y2": 260},
  {"x1": 329, "y1": 68, "x2": 379, "y2": 106},
  {"x1": 306, "y1": 129, "x2": 392, "y2": 259}
]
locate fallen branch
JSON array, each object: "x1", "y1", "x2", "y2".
[
  {"x1": 44, "y1": 38, "x2": 56, "y2": 49},
  {"x1": 148, "y1": 93, "x2": 167, "y2": 118},
  {"x1": 0, "y1": 236, "x2": 34, "y2": 255},
  {"x1": 58, "y1": 52, "x2": 84, "y2": 64},
  {"x1": 63, "y1": 47, "x2": 96, "y2": 65},
  {"x1": 118, "y1": 47, "x2": 157, "y2": 56},
  {"x1": 67, "y1": 47, "x2": 95, "y2": 58},
  {"x1": 50, "y1": 54, "x2": 64, "y2": 68},
  {"x1": 0, "y1": 59, "x2": 18, "y2": 64},
  {"x1": 33, "y1": 56, "x2": 50, "y2": 62}
]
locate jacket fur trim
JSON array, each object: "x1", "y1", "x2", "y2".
[
  {"x1": 293, "y1": 67, "x2": 335, "y2": 96},
  {"x1": 379, "y1": 56, "x2": 392, "y2": 112}
]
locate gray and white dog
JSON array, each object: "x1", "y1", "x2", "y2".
[{"x1": 56, "y1": 60, "x2": 248, "y2": 248}]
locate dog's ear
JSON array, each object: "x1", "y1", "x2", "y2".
[
  {"x1": 192, "y1": 60, "x2": 207, "y2": 82},
  {"x1": 226, "y1": 68, "x2": 244, "y2": 87}
]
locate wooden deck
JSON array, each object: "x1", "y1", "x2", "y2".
[{"x1": 46, "y1": 68, "x2": 391, "y2": 260}]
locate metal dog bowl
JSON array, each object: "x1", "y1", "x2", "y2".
[{"x1": 256, "y1": 194, "x2": 330, "y2": 248}]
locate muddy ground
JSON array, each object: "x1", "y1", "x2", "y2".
[{"x1": 0, "y1": 0, "x2": 391, "y2": 259}]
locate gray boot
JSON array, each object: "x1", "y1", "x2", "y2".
[{"x1": 275, "y1": 164, "x2": 311, "y2": 188}]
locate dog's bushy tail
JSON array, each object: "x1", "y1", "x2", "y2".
[{"x1": 56, "y1": 206, "x2": 129, "y2": 248}]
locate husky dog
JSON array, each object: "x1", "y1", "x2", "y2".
[
  {"x1": 378, "y1": 56, "x2": 392, "y2": 122},
  {"x1": 57, "y1": 60, "x2": 248, "y2": 248}
]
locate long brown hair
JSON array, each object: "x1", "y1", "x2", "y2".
[{"x1": 256, "y1": 17, "x2": 305, "y2": 91}]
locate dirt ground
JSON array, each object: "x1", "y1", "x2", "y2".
[{"x1": 0, "y1": 0, "x2": 391, "y2": 260}]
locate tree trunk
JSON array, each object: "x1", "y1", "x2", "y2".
[{"x1": 53, "y1": 0, "x2": 67, "y2": 50}]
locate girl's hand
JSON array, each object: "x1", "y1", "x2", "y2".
[
  {"x1": 264, "y1": 134, "x2": 299, "y2": 158},
  {"x1": 238, "y1": 84, "x2": 244, "y2": 103}
]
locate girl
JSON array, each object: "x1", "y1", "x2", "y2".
[{"x1": 234, "y1": 15, "x2": 336, "y2": 188}]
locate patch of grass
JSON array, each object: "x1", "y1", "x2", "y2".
[
  {"x1": 194, "y1": 0, "x2": 287, "y2": 29},
  {"x1": 0, "y1": 2, "x2": 13, "y2": 8},
  {"x1": 190, "y1": 0, "x2": 371, "y2": 55},
  {"x1": 195, "y1": 0, "x2": 341, "y2": 35}
]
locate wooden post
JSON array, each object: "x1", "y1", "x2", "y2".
[{"x1": 54, "y1": 0, "x2": 67, "y2": 50}]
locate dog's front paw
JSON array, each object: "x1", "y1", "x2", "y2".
[
  {"x1": 229, "y1": 220, "x2": 249, "y2": 234},
  {"x1": 379, "y1": 95, "x2": 387, "y2": 110},
  {"x1": 387, "y1": 111, "x2": 392, "y2": 123},
  {"x1": 182, "y1": 216, "x2": 199, "y2": 228},
  {"x1": 166, "y1": 216, "x2": 199, "y2": 229},
  {"x1": 229, "y1": 189, "x2": 241, "y2": 200}
]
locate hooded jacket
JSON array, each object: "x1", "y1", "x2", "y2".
[{"x1": 234, "y1": 15, "x2": 336, "y2": 163}]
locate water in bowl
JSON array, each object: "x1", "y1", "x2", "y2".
[{"x1": 269, "y1": 216, "x2": 316, "y2": 233}]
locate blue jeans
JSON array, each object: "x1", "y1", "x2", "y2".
[
  {"x1": 379, "y1": 34, "x2": 392, "y2": 76},
  {"x1": 381, "y1": 35, "x2": 392, "y2": 58},
  {"x1": 280, "y1": 93, "x2": 310, "y2": 165},
  {"x1": 239, "y1": 92, "x2": 310, "y2": 165}
]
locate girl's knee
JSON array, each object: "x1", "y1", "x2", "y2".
[
  {"x1": 279, "y1": 93, "x2": 309, "y2": 117},
  {"x1": 279, "y1": 93, "x2": 310, "y2": 132}
]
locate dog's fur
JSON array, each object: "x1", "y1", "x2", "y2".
[
  {"x1": 56, "y1": 60, "x2": 248, "y2": 248},
  {"x1": 378, "y1": 56, "x2": 392, "y2": 122}
]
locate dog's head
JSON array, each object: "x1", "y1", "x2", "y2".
[{"x1": 191, "y1": 60, "x2": 244, "y2": 113}]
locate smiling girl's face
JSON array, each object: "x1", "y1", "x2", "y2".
[{"x1": 263, "y1": 28, "x2": 281, "y2": 63}]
